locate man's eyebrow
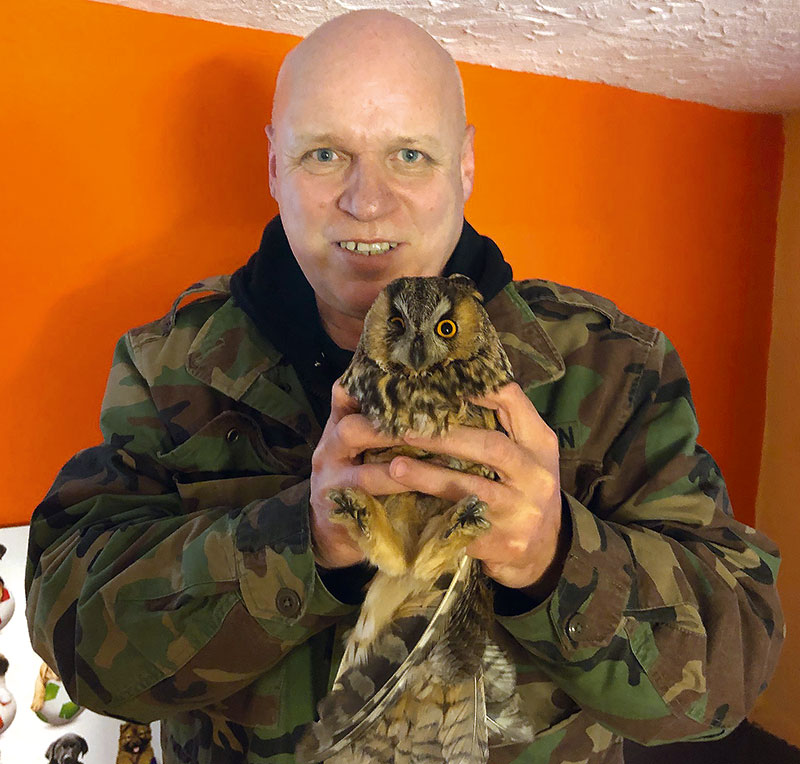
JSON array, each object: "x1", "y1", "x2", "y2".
[
  {"x1": 394, "y1": 135, "x2": 445, "y2": 151},
  {"x1": 290, "y1": 133, "x2": 445, "y2": 152}
]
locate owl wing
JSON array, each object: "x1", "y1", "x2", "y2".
[{"x1": 295, "y1": 555, "x2": 474, "y2": 764}]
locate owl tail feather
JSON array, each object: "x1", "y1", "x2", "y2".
[
  {"x1": 438, "y1": 674, "x2": 489, "y2": 764},
  {"x1": 295, "y1": 557, "x2": 473, "y2": 764},
  {"x1": 482, "y1": 641, "x2": 536, "y2": 747}
]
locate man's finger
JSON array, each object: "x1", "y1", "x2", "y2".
[
  {"x1": 402, "y1": 426, "x2": 526, "y2": 481},
  {"x1": 472, "y1": 382, "x2": 553, "y2": 450},
  {"x1": 328, "y1": 379, "x2": 360, "y2": 426},
  {"x1": 330, "y1": 414, "x2": 401, "y2": 457},
  {"x1": 314, "y1": 462, "x2": 412, "y2": 510},
  {"x1": 340, "y1": 462, "x2": 413, "y2": 499},
  {"x1": 389, "y1": 455, "x2": 503, "y2": 506}
]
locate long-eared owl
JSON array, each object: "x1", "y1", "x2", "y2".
[{"x1": 296, "y1": 274, "x2": 534, "y2": 764}]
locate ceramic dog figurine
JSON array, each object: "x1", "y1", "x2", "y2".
[
  {"x1": 45, "y1": 733, "x2": 88, "y2": 764},
  {"x1": 116, "y1": 722, "x2": 157, "y2": 764},
  {"x1": 0, "y1": 654, "x2": 16, "y2": 735},
  {"x1": 31, "y1": 662, "x2": 83, "y2": 725},
  {"x1": 32, "y1": 662, "x2": 60, "y2": 712}
]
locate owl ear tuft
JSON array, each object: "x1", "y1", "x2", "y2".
[{"x1": 447, "y1": 273, "x2": 483, "y2": 302}]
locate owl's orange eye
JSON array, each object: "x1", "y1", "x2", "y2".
[
  {"x1": 389, "y1": 316, "x2": 405, "y2": 330},
  {"x1": 436, "y1": 319, "x2": 457, "y2": 338}
]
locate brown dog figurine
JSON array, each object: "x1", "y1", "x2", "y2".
[
  {"x1": 32, "y1": 662, "x2": 60, "y2": 713},
  {"x1": 116, "y1": 722, "x2": 157, "y2": 764}
]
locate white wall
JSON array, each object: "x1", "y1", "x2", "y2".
[{"x1": 90, "y1": 0, "x2": 800, "y2": 112}]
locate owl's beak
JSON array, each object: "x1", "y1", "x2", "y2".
[{"x1": 409, "y1": 334, "x2": 427, "y2": 370}]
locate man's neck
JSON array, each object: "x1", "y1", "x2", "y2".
[{"x1": 316, "y1": 298, "x2": 364, "y2": 351}]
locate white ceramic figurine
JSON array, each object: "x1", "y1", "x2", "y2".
[
  {"x1": 0, "y1": 654, "x2": 17, "y2": 735},
  {"x1": 0, "y1": 576, "x2": 15, "y2": 632},
  {"x1": 31, "y1": 663, "x2": 83, "y2": 725}
]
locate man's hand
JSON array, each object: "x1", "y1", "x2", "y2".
[
  {"x1": 309, "y1": 382, "x2": 408, "y2": 569},
  {"x1": 389, "y1": 382, "x2": 565, "y2": 590}
]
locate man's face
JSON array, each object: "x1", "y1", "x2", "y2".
[{"x1": 268, "y1": 42, "x2": 474, "y2": 329}]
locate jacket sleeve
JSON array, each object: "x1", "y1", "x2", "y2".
[
  {"x1": 25, "y1": 335, "x2": 353, "y2": 722},
  {"x1": 496, "y1": 331, "x2": 784, "y2": 744}
]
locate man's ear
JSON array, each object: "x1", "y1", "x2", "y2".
[
  {"x1": 460, "y1": 124, "x2": 476, "y2": 203},
  {"x1": 265, "y1": 124, "x2": 278, "y2": 199}
]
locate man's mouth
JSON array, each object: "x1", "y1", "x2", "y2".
[{"x1": 337, "y1": 241, "x2": 399, "y2": 254}]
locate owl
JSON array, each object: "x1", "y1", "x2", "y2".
[{"x1": 296, "y1": 274, "x2": 533, "y2": 764}]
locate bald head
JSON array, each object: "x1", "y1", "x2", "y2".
[{"x1": 272, "y1": 11, "x2": 466, "y2": 138}]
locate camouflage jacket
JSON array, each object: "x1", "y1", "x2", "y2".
[{"x1": 26, "y1": 275, "x2": 783, "y2": 764}]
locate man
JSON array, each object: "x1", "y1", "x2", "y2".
[{"x1": 26, "y1": 10, "x2": 782, "y2": 764}]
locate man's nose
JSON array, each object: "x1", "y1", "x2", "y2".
[{"x1": 337, "y1": 158, "x2": 399, "y2": 220}]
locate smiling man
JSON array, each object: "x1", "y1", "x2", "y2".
[
  {"x1": 267, "y1": 11, "x2": 475, "y2": 347},
  {"x1": 26, "y1": 10, "x2": 782, "y2": 764}
]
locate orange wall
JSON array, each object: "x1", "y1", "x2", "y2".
[{"x1": 0, "y1": 0, "x2": 783, "y2": 527}]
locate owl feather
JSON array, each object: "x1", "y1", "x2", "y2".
[{"x1": 296, "y1": 275, "x2": 533, "y2": 764}]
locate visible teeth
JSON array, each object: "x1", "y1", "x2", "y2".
[{"x1": 338, "y1": 241, "x2": 398, "y2": 254}]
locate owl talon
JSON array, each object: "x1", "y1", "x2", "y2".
[
  {"x1": 443, "y1": 495, "x2": 490, "y2": 539},
  {"x1": 412, "y1": 495, "x2": 490, "y2": 583},
  {"x1": 328, "y1": 488, "x2": 371, "y2": 538},
  {"x1": 328, "y1": 488, "x2": 409, "y2": 574}
]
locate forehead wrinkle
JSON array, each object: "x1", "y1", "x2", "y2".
[{"x1": 285, "y1": 132, "x2": 343, "y2": 153}]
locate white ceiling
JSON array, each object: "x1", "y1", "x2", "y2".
[{"x1": 94, "y1": 0, "x2": 800, "y2": 113}]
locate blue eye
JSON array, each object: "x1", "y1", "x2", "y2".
[
  {"x1": 313, "y1": 148, "x2": 336, "y2": 162},
  {"x1": 399, "y1": 149, "x2": 422, "y2": 163}
]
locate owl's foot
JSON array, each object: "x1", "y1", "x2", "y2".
[
  {"x1": 412, "y1": 495, "x2": 491, "y2": 580},
  {"x1": 444, "y1": 495, "x2": 491, "y2": 539},
  {"x1": 329, "y1": 487, "x2": 371, "y2": 537},
  {"x1": 328, "y1": 487, "x2": 408, "y2": 575}
]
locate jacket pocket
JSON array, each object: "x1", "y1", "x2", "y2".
[
  {"x1": 157, "y1": 410, "x2": 288, "y2": 478},
  {"x1": 210, "y1": 636, "x2": 320, "y2": 731}
]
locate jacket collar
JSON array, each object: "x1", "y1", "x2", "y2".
[
  {"x1": 487, "y1": 283, "x2": 565, "y2": 389},
  {"x1": 182, "y1": 278, "x2": 564, "y2": 443},
  {"x1": 181, "y1": 279, "x2": 322, "y2": 444}
]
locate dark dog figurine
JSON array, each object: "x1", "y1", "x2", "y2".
[{"x1": 45, "y1": 733, "x2": 88, "y2": 764}]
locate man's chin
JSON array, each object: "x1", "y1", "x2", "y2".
[
  {"x1": 342, "y1": 287, "x2": 386, "y2": 317},
  {"x1": 315, "y1": 286, "x2": 380, "y2": 323}
]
